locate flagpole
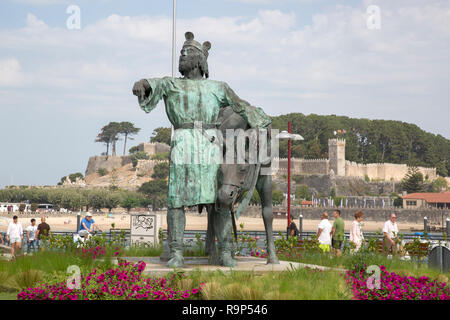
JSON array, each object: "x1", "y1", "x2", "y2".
[
  {"x1": 170, "y1": 0, "x2": 176, "y2": 140},
  {"x1": 172, "y1": 0, "x2": 177, "y2": 78}
]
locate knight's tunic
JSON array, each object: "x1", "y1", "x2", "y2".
[{"x1": 139, "y1": 77, "x2": 271, "y2": 208}]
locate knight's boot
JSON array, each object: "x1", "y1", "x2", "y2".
[
  {"x1": 214, "y1": 208, "x2": 237, "y2": 267},
  {"x1": 166, "y1": 207, "x2": 185, "y2": 268}
]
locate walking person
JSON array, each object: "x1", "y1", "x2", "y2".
[
  {"x1": 36, "y1": 217, "x2": 51, "y2": 250},
  {"x1": 330, "y1": 210, "x2": 345, "y2": 256},
  {"x1": 350, "y1": 211, "x2": 364, "y2": 252},
  {"x1": 383, "y1": 213, "x2": 399, "y2": 256},
  {"x1": 288, "y1": 216, "x2": 299, "y2": 237},
  {"x1": 316, "y1": 212, "x2": 332, "y2": 253},
  {"x1": 6, "y1": 216, "x2": 23, "y2": 258},
  {"x1": 26, "y1": 218, "x2": 38, "y2": 254}
]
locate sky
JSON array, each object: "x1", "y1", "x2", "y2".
[{"x1": 0, "y1": 0, "x2": 449, "y2": 188}]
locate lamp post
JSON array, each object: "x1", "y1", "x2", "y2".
[{"x1": 276, "y1": 122, "x2": 304, "y2": 236}]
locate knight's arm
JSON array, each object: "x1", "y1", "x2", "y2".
[
  {"x1": 134, "y1": 78, "x2": 168, "y2": 113},
  {"x1": 222, "y1": 83, "x2": 271, "y2": 129}
]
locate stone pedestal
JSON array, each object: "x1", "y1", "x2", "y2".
[{"x1": 130, "y1": 213, "x2": 162, "y2": 246}]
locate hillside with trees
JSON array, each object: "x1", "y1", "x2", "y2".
[{"x1": 270, "y1": 114, "x2": 450, "y2": 177}]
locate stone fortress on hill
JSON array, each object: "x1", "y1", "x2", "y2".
[
  {"x1": 276, "y1": 138, "x2": 437, "y2": 182},
  {"x1": 81, "y1": 138, "x2": 437, "y2": 190}
]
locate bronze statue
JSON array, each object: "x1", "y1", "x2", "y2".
[{"x1": 133, "y1": 32, "x2": 272, "y2": 267}]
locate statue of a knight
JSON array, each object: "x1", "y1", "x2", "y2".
[{"x1": 132, "y1": 32, "x2": 271, "y2": 268}]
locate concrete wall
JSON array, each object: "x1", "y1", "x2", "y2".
[{"x1": 242, "y1": 204, "x2": 449, "y2": 225}]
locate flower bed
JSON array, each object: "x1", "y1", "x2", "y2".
[
  {"x1": 346, "y1": 265, "x2": 450, "y2": 300},
  {"x1": 18, "y1": 259, "x2": 203, "y2": 300}
]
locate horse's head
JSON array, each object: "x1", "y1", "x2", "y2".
[{"x1": 217, "y1": 162, "x2": 250, "y2": 209}]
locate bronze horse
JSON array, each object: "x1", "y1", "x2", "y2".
[{"x1": 204, "y1": 106, "x2": 279, "y2": 266}]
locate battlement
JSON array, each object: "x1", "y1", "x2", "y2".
[{"x1": 273, "y1": 138, "x2": 440, "y2": 182}]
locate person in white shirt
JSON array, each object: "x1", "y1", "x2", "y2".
[
  {"x1": 26, "y1": 218, "x2": 38, "y2": 254},
  {"x1": 317, "y1": 212, "x2": 332, "y2": 253},
  {"x1": 382, "y1": 213, "x2": 399, "y2": 255},
  {"x1": 350, "y1": 211, "x2": 364, "y2": 252},
  {"x1": 7, "y1": 216, "x2": 23, "y2": 258}
]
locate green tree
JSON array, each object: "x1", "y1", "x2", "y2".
[
  {"x1": 138, "y1": 180, "x2": 168, "y2": 210},
  {"x1": 430, "y1": 177, "x2": 448, "y2": 192},
  {"x1": 295, "y1": 184, "x2": 311, "y2": 201},
  {"x1": 150, "y1": 127, "x2": 171, "y2": 145},
  {"x1": 120, "y1": 122, "x2": 141, "y2": 155},
  {"x1": 402, "y1": 167, "x2": 425, "y2": 193},
  {"x1": 121, "y1": 196, "x2": 141, "y2": 213},
  {"x1": 68, "y1": 173, "x2": 84, "y2": 183},
  {"x1": 269, "y1": 113, "x2": 450, "y2": 172},
  {"x1": 129, "y1": 146, "x2": 139, "y2": 154},
  {"x1": 272, "y1": 190, "x2": 285, "y2": 206},
  {"x1": 152, "y1": 162, "x2": 169, "y2": 179},
  {"x1": 97, "y1": 122, "x2": 122, "y2": 156},
  {"x1": 105, "y1": 192, "x2": 121, "y2": 213}
]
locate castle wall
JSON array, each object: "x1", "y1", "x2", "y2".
[
  {"x1": 328, "y1": 138, "x2": 346, "y2": 176},
  {"x1": 138, "y1": 142, "x2": 170, "y2": 155},
  {"x1": 85, "y1": 155, "x2": 131, "y2": 176},
  {"x1": 275, "y1": 158, "x2": 329, "y2": 175},
  {"x1": 345, "y1": 161, "x2": 437, "y2": 181}
]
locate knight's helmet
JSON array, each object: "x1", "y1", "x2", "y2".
[{"x1": 182, "y1": 31, "x2": 211, "y2": 78}]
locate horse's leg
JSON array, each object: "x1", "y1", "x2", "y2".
[
  {"x1": 205, "y1": 205, "x2": 219, "y2": 265},
  {"x1": 256, "y1": 174, "x2": 280, "y2": 264},
  {"x1": 214, "y1": 206, "x2": 237, "y2": 267}
]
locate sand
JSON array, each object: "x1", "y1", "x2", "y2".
[{"x1": 0, "y1": 212, "x2": 423, "y2": 233}]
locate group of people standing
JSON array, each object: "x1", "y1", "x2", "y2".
[
  {"x1": 316, "y1": 210, "x2": 400, "y2": 255},
  {"x1": 289, "y1": 210, "x2": 400, "y2": 255},
  {"x1": 0, "y1": 216, "x2": 51, "y2": 259}
]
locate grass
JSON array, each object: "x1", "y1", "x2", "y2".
[
  {"x1": 181, "y1": 267, "x2": 352, "y2": 300},
  {"x1": 278, "y1": 250, "x2": 450, "y2": 280},
  {"x1": 122, "y1": 244, "x2": 164, "y2": 257},
  {"x1": 0, "y1": 249, "x2": 115, "y2": 293}
]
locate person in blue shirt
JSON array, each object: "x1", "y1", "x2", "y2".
[{"x1": 79, "y1": 212, "x2": 102, "y2": 239}]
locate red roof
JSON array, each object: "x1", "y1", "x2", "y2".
[
  {"x1": 402, "y1": 192, "x2": 450, "y2": 204},
  {"x1": 301, "y1": 200, "x2": 313, "y2": 205}
]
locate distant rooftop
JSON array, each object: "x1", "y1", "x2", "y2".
[{"x1": 402, "y1": 191, "x2": 450, "y2": 204}]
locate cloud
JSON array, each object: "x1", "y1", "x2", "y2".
[
  {"x1": 0, "y1": 1, "x2": 449, "y2": 132},
  {"x1": 0, "y1": 58, "x2": 25, "y2": 86},
  {"x1": 12, "y1": 0, "x2": 69, "y2": 4}
]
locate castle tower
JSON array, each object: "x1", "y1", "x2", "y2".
[{"x1": 328, "y1": 139, "x2": 346, "y2": 176}]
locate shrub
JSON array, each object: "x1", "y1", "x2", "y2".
[
  {"x1": 97, "y1": 168, "x2": 108, "y2": 177},
  {"x1": 150, "y1": 152, "x2": 170, "y2": 161},
  {"x1": 17, "y1": 260, "x2": 204, "y2": 300},
  {"x1": 131, "y1": 151, "x2": 149, "y2": 167},
  {"x1": 346, "y1": 265, "x2": 450, "y2": 300}
]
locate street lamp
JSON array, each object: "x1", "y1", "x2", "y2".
[{"x1": 276, "y1": 121, "x2": 304, "y2": 236}]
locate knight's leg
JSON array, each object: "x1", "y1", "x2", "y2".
[
  {"x1": 214, "y1": 207, "x2": 237, "y2": 267},
  {"x1": 166, "y1": 207, "x2": 185, "y2": 268},
  {"x1": 257, "y1": 174, "x2": 279, "y2": 264}
]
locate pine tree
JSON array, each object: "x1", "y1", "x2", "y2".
[{"x1": 402, "y1": 167, "x2": 425, "y2": 193}]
